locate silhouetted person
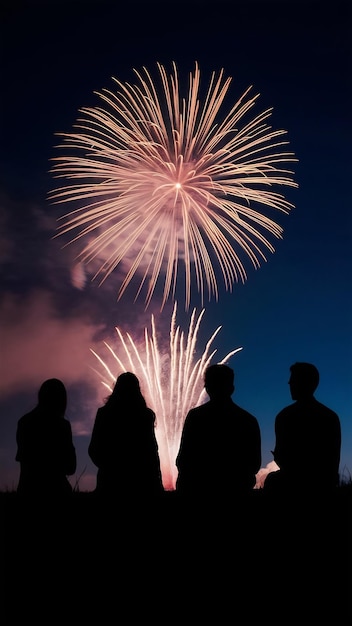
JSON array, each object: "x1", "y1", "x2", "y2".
[
  {"x1": 264, "y1": 362, "x2": 341, "y2": 494},
  {"x1": 175, "y1": 364, "x2": 262, "y2": 499},
  {"x1": 15, "y1": 378, "x2": 77, "y2": 498},
  {"x1": 88, "y1": 372, "x2": 164, "y2": 498}
]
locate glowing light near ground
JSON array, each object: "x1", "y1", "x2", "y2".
[
  {"x1": 49, "y1": 62, "x2": 297, "y2": 310},
  {"x1": 91, "y1": 303, "x2": 242, "y2": 489},
  {"x1": 255, "y1": 460, "x2": 280, "y2": 489}
]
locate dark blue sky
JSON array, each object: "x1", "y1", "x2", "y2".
[{"x1": 0, "y1": 0, "x2": 351, "y2": 490}]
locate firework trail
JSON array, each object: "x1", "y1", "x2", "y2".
[
  {"x1": 49, "y1": 62, "x2": 297, "y2": 310},
  {"x1": 90, "y1": 302, "x2": 242, "y2": 489}
]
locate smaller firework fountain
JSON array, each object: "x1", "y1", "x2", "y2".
[{"x1": 91, "y1": 303, "x2": 242, "y2": 489}]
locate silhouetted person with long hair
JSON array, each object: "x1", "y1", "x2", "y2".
[
  {"x1": 264, "y1": 362, "x2": 341, "y2": 494},
  {"x1": 15, "y1": 378, "x2": 77, "y2": 498},
  {"x1": 175, "y1": 364, "x2": 261, "y2": 499},
  {"x1": 88, "y1": 371, "x2": 164, "y2": 498}
]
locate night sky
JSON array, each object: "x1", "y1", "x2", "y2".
[{"x1": 0, "y1": 0, "x2": 351, "y2": 491}]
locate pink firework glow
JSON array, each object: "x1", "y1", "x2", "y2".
[
  {"x1": 49, "y1": 62, "x2": 297, "y2": 310},
  {"x1": 90, "y1": 303, "x2": 242, "y2": 489}
]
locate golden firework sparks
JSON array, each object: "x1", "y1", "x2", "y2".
[{"x1": 49, "y1": 62, "x2": 297, "y2": 310}]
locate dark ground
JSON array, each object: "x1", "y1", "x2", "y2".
[{"x1": 0, "y1": 488, "x2": 351, "y2": 624}]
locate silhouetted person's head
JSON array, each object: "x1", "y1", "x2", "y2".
[
  {"x1": 106, "y1": 371, "x2": 147, "y2": 410},
  {"x1": 204, "y1": 364, "x2": 234, "y2": 401},
  {"x1": 113, "y1": 372, "x2": 141, "y2": 396},
  {"x1": 289, "y1": 362, "x2": 319, "y2": 401},
  {"x1": 37, "y1": 378, "x2": 67, "y2": 417}
]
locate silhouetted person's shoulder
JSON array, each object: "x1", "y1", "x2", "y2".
[
  {"x1": 276, "y1": 397, "x2": 340, "y2": 421},
  {"x1": 183, "y1": 399, "x2": 259, "y2": 430},
  {"x1": 231, "y1": 401, "x2": 260, "y2": 422}
]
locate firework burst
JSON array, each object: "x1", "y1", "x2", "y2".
[
  {"x1": 90, "y1": 302, "x2": 242, "y2": 489},
  {"x1": 49, "y1": 62, "x2": 297, "y2": 310}
]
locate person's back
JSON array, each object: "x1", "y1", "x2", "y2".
[
  {"x1": 88, "y1": 372, "x2": 163, "y2": 497},
  {"x1": 175, "y1": 364, "x2": 261, "y2": 498},
  {"x1": 16, "y1": 378, "x2": 77, "y2": 497},
  {"x1": 265, "y1": 362, "x2": 341, "y2": 494}
]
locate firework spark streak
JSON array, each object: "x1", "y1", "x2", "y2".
[
  {"x1": 90, "y1": 303, "x2": 242, "y2": 489},
  {"x1": 49, "y1": 62, "x2": 297, "y2": 310}
]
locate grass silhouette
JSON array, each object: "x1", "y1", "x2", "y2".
[{"x1": 0, "y1": 484, "x2": 351, "y2": 624}]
